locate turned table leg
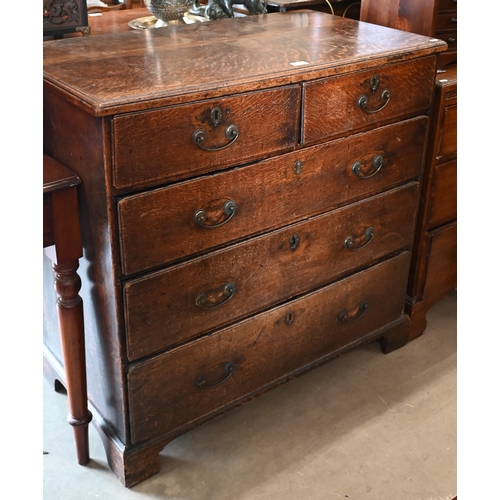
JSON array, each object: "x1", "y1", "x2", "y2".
[
  {"x1": 44, "y1": 154, "x2": 92, "y2": 465},
  {"x1": 53, "y1": 260, "x2": 92, "y2": 465}
]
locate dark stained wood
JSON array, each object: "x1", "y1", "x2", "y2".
[
  {"x1": 43, "y1": 12, "x2": 445, "y2": 487},
  {"x1": 360, "y1": 0, "x2": 457, "y2": 70},
  {"x1": 118, "y1": 117, "x2": 428, "y2": 274},
  {"x1": 302, "y1": 56, "x2": 436, "y2": 144},
  {"x1": 43, "y1": 12, "x2": 446, "y2": 116},
  {"x1": 406, "y1": 66, "x2": 457, "y2": 340},
  {"x1": 360, "y1": 0, "x2": 438, "y2": 36},
  {"x1": 124, "y1": 183, "x2": 419, "y2": 360},
  {"x1": 43, "y1": 154, "x2": 92, "y2": 466},
  {"x1": 112, "y1": 85, "x2": 301, "y2": 189},
  {"x1": 128, "y1": 252, "x2": 411, "y2": 443}
]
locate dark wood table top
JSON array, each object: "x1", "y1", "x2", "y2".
[{"x1": 43, "y1": 11, "x2": 447, "y2": 117}]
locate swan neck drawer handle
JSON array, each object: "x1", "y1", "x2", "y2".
[
  {"x1": 193, "y1": 199, "x2": 237, "y2": 229},
  {"x1": 338, "y1": 300, "x2": 369, "y2": 323},
  {"x1": 192, "y1": 123, "x2": 239, "y2": 152},
  {"x1": 195, "y1": 282, "x2": 236, "y2": 310},
  {"x1": 196, "y1": 361, "x2": 235, "y2": 389},
  {"x1": 344, "y1": 227, "x2": 374, "y2": 251}
]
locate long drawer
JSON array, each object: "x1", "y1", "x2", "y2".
[
  {"x1": 112, "y1": 86, "x2": 301, "y2": 190},
  {"x1": 302, "y1": 56, "x2": 436, "y2": 144},
  {"x1": 128, "y1": 251, "x2": 411, "y2": 444},
  {"x1": 124, "y1": 182, "x2": 419, "y2": 360},
  {"x1": 118, "y1": 116, "x2": 427, "y2": 275}
]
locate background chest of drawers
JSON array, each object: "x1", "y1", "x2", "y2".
[
  {"x1": 406, "y1": 67, "x2": 457, "y2": 340},
  {"x1": 43, "y1": 12, "x2": 445, "y2": 487},
  {"x1": 360, "y1": 0, "x2": 457, "y2": 70}
]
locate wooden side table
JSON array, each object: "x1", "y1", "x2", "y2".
[{"x1": 43, "y1": 154, "x2": 92, "y2": 465}]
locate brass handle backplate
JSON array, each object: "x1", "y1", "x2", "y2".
[{"x1": 358, "y1": 82, "x2": 391, "y2": 114}]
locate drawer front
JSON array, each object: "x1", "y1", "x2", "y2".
[
  {"x1": 128, "y1": 251, "x2": 411, "y2": 444},
  {"x1": 434, "y1": 30, "x2": 457, "y2": 52},
  {"x1": 438, "y1": 0, "x2": 457, "y2": 11},
  {"x1": 124, "y1": 183, "x2": 419, "y2": 360},
  {"x1": 423, "y1": 222, "x2": 457, "y2": 300},
  {"x1": 112, "y1": 86, "x2": 301, "y2": 190},
  {"x1": 118, "y1": 117, "x2": 427, "y2": 275},
  {"x1": 436, "y1": 12, "x2": 458, "y2": 31},
  {"x1": 436, "y1": 103, "x2": 457, "y2": 160},
  {"x1": 428, "y1": 159, "x2": 456, "y2": 228},
  {"x1": 302, "y1": 57, "x2": 435, "y2": 144}
]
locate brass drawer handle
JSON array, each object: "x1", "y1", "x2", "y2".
[
  {"x1": 194, "y1": 282, "x2": 236, "y2": 311},
  {"x1": 351, "y1": 155, "x2": 384, "y2": 179},
  {"x1": 193, "y1": 199, "x2": 236, "y2": 229},
  {"x1": 358, "y1": 89, "x2": 391, "y2": 114},
  {"x1": 344, "y1": 226, "x2": 374, "y2": 251},
  {"x1": 338, "y1": 300, "x2": 368, "y2": 323},
  {"x1": 196, "y1": 361, "x2": 235, "y2": 389},
  {"x1": 192, "y1": 123, "x2": 239, "y2": 152},
  {"x1": 450, "y1": 17, "x2": 457, "y2": 23},
  {"x1": 195, "y1": 282, "x2": 236, "y2": 310}
]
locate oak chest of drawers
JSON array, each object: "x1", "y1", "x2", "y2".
[{"x1": 43, "y1": 11, "x2": 446, "y2": 487}]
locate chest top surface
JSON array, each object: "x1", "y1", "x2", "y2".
[{"x1": 43, "y1": 11, "x2": 446, "y2": 116}]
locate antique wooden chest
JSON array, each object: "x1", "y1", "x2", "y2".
[{"x1": 43, "y1": 11, "x2": 446, "y2": 486}]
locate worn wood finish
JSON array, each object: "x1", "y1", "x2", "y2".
[
  {"x1": 118, "y1": 117, "x2": 428, "y2": 274},
  {"x1": 302, "y1": 56, "x2": 436, "y2": 144},
  {"x1": 113, "y1": 86, "x2": 301, "y2": 189},
  {"x1": 360, "y1": 0, "x2": 457, "y2": 70},
  {"x1": 124, "y1": 183, "x2": 419, "y2": 360},
  {"x1": 406, "y1": 66, "x2": 457, "y2": 340},
  {"x1": 129, "y1": 252, "x2": 411, "y2": 444},
  {"x1": 43, "y1": 12, "x2": 445, "y2": 116},
  {"x1": 43, "y1": 155, "x2": 92, "y2": 466},
  {"x1": 43, "y1": 12, "x2": 445, "y2": 487}
]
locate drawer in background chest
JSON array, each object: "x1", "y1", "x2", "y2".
[
  {"x1": 123, "y1": 182, "x2": 420, "y2": 361},
  {"x1": 127, "y1": 251, "x2": 411, "y2": 444},
  {"x1": 112, "y1": 86, "x2": 301, "y2": 190},
  {"x1": 117, "y1": 116, "x2": 427, "y2": 276},
  {"x1": 302, "y1": 56, "x2": 436, "y2": 144}
]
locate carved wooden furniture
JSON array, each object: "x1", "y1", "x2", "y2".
[
  {"x1": 43, "y1": 0, "x2": 90, "y2": 37},
  {"x1": 43, "y1": 154, "x2": 92, "y2": 465},
  {"x1": 360, "y1": 0, "x2": 457, "y2": 70},
  {"x1": 43, "y1": 12, "x2": 445, "y2": 487},
  {"x1": 406, "y1": 66, "x2": 457, "y2": 340}
]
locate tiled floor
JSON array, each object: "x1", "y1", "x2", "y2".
[{"x1": 43, "y1": 290, "x2": 457, "y2": 499}]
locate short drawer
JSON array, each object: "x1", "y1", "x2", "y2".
[
  {"x1": 428, "y1": 159, "x2": 456, "y2": 228},
  {"x1": 124, "y1": 182, "x2": 419, "y2": 360},
  {"x1": 302, "y1": 56, "x2": 436, "y2": 144},
  {"x1": 118, "y1": 116, "x2": 427, "y2": 275},
  {"x1": 436, "y1": 102, "x2": 457, "y2": 160},
  {"x1": 423, "y1": 222, "x2": 456, "y2": 300},
  {"x1": 436, "y1": 12, "x2": 458, "y2": 31},
  {"x1": 128, "y1": 251, "x2": 411, "y2": 444},
  {"x1": 112, "y1": 86, "x2": 301, "y2": 190}
]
